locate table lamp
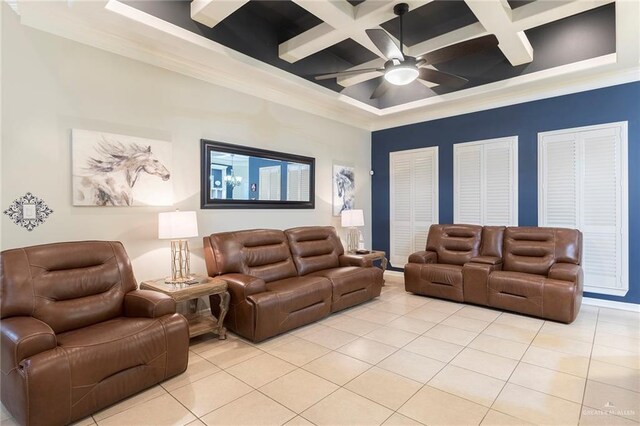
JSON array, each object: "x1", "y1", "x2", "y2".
[
  {"x1": 158, "y1": 210, "x2": 199, "y2": 284},
  {"x1": 341, "y1": 209, "x2": 364, "y2": 253}
]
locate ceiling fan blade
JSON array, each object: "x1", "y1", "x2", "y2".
[
  {"x1": 370, "y1": 79, "x2": 391, "y2": 99},
  {"x1": 314, "y1": 68, "x2": 383, "y2": 81},
  {"x1": 366, "y1": 28, "x2": 404, "y2": 61},
  {"x1": 418, "y1": 68, "x2": 468, "y2": 88},
  {"x1": 418, "y1": 34, "x2": 499, "y2": 66}
]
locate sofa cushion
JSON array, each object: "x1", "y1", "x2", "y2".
[
  {"x1": 502, "y1": 227, "x2": 582, "y2": 275},
  {"x1": 488, "y1": 271, "x2": 545, "y2": 317},
  {"x1": 56, "y1": 316, "x2": 173, "y2": 405},
  {"x1": 309, "y1": 266, "x2": 383, "y2": 310},
  {"x1": 204, "y1": 229, "x2": 298, "y2": 283},
  {"x1": 420, "y1": 264, "x2": 463, "y2": 287},
  {"x1": 285, "y1": 226, "x2": 343, "y2": 275},
  {"x1": 265, "y1": 276, "x2": 332, "y2": 314},
  {"x1": 426, "y1": 224, "x2": 482, "y2": 266}
]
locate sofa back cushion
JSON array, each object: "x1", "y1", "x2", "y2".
[
  {"x1": 426, "y1": 224, "x2": 482, "y2": 265},
  {"x1": 0, "y1": 241, "x2": 136, "y2": 333},
  {"x1": 503, "y1": 227, "x2": 582, "y2": 275},
  {"x1": 204, "y1": 229, "x2": 298, "y2": 283},
  {"x1": 285, "y1": 226, "x2": 343, "y2": 275}
]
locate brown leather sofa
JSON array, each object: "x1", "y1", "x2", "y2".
[
  {"x1": 405, "y1": 225, "x2": 583, "y2": 323},
  {"x1": 0, "y1": 241, "x2": 189, "y2": 425},
  {"x1": 204, "y1": 226, "x2": 383, "y2": 342}
]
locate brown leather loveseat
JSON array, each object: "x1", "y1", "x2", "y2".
[
  {"x1": 204, "y1": 226, "x2": 383, "y2": 342},
  {"x1": 405, "y1": 224, "x2": 583, "y2": 323},
  {"x1": 0, "y1": 241, "x2": 189, "y2": 425}
]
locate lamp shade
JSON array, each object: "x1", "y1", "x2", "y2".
[
  {"x1": 341, "y1": 209, "x2": 364, "y2": 227},
  {"x1": 158, "y1": 211, "x2": 199, "y2": 239}
]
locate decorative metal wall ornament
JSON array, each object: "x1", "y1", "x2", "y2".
[{"x1": 3, "y1": 192, "x2": 53, "y2": 231}]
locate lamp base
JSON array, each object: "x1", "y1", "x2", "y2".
[{"x1": 167, "y1": 239, "x2": 196, "y2": 284}]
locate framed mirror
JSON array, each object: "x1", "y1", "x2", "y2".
[{"x1": 201, "y1": 140, "x2": 315, "y2": 209}]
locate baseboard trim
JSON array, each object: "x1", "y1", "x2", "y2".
[
  {"x1": 583, "y1": 297, "x2": 640, "y2": 312},
  {"x1": 384, "y1": 270, "x2": 404, "y2": 282}
]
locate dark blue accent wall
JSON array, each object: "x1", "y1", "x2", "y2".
[{"x1": 372, "y1": 81, "x2": 640, "y2": 304}]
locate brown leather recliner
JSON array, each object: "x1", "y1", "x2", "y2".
[
  {"x1": 484, "y1": 227, "x2": 583, "y2": 323},
  {"x1": 204, "y1": 226, "x2": 383, "y2": 342},
  {"x1": 405, "y1": 224, "x2": 484, "y2": 302},
  {"x1": 405, "y1": 225, "x2": 583, "y2": 323},
  {"x1": 0, "y1": 241, "x2": 189, "y2": 426}
]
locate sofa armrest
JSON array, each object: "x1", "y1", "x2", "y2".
[
  {"x1": 223, "y1": 273, "x2": 267, "y2": 302},
  {"x1": 469, "y1": 256, "x2": 503, "y2": 266},
  {"x1": 548, "y1": 263, "x2": 583, "y2": 283},
  {"x1": 408, "y1": 251, "x2": 437, "y2": 264},
  {"x1": 125, "y1": 290, "x2": 176, "y2": 318},
  {"x1": 1, "y1": 316, "x2": 57, "y2": 374},
  {"x1": 339, "y1": 254, "x2": 373, "y2": 267}
]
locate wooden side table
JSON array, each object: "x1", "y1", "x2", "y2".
[
  {"x1": 347, "y1": 250, "x2": 388, "y2": 277},
  {"x1": 140, "y1": 276, "x2": 229, "y2": 340}
]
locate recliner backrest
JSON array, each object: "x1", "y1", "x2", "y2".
[
  {"x1": 426, "y1": 224, "x2": 482, "y2": 265},
  {"x1": 503, "y1": 227, "x2": 582, "y2": 275},
  {"x1": 204, "y1": 229, "x2": 298, "y2": 283},
  {"x1": 480, "y1": 226, "x2": 506, "y2": 257},
  {"x1": 0, "y1": 241, "x2": 136, "y2": 333},
  {"x1": 285, "y1": 226, "x2": 343, "y2": 275}
]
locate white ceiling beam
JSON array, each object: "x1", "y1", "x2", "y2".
[
  {"x1": 279, "y1": 23, "x2": 347, "y2": 63},
  {"x1": 510, "y1": 0, "x2": 613, "y2": 32},
  {"x1": 464, "y1": 0, "x2": 533, "y2": 66},
  {"x1": 190, "y1": 0, "x2": 248, "y2": 28},
  {"x1": 279, "y1": 1, "x2": 432, "y2": 64}
]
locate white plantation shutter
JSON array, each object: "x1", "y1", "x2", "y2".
[
  {"x1": 540, "y1": 135, "x2": 577, "y2": 227},
  {"x1": 259, "y1": 166, "x2": 281, "y2": 200},
  {"x1": 390, "y1": 147, "x2": 438, "y2": 267},
  {"x1": 454, "y1": 137, "x2": 518, "y2": 226},
  {"x1": 539, "y1": 122, "x2": 628, "y2": 296},
  {"x1": 286, "y1": 164, "x2": 310, "y2": 201},
  {"x1": 456, "y1": 145, "x2": 482, "y2": 224}
]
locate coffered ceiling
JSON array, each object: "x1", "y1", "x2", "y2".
[{"x1": 10, "y1": 0, "x2": 640, "y2": 130}]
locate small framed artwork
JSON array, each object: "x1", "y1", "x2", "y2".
[
  {"x1": 333, "y1": 164, "x2": 355, "y2": 216},
  {"x1": 72, "y1": 129, "x2": 173, "y2": 206}
]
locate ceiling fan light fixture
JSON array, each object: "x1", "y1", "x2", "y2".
[{"x1": 384, "y1": 65, "x2": 419, "y2": 86}]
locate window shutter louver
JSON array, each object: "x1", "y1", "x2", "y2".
[{"x1": 390, "y1": 147, "x2": 439, "y2": 267}]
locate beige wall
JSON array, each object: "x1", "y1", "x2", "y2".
[{"x1": 0, "y1": 6, "x2": 372, "y2": 281}]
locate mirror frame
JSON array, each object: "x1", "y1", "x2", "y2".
[{"x1": 200, "y1": 139, "x2": 316, "y2": 209}]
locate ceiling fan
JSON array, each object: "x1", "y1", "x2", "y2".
[{"x1": 314, "y1": 3, "x2": 499, "y2": 99}]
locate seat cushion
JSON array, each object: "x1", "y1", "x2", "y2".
[
  {"x1": 488, "y1": 271, "x2": 545, "y2": 317},
  {"x1": 57, "y1": 316, "x2": 172, "y2": 406},
  {"x1": 308, "y1": 266, "x2": 383, "y2": 312},
  {"x1": 404, "y1": 263, "x2": 464, "y2": 302},
  {"x1": 421, "y1": 264, "x2": 463, "y2": 287},
  {"x1": 265, "y1": 276, "x2": 332, "y2": 314}
]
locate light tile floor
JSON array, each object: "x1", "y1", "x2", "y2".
[{"x1": 2, "y1": 278, "x2": 639, "y2": 426}]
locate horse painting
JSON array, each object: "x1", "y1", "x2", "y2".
[
  {"x1": 73, "y1": 136, "x2": 171, "y2": 206},
  {"x1": 333, "y1": 166, "x2": 355, "y2": 216}
]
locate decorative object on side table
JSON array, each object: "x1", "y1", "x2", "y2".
[
  {"x1": 140, "y1": 276, "x2": 230, "y2": 339},
  {"x1": 158, "y1": 210, "x2": 199, "y2": 284},
  {"x1": 3, "y1": 192, "x2": 53, "y2": 231},
  {"x1": 341, "y1": 209, "x2": 365, "y2": 253}
]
